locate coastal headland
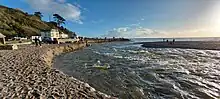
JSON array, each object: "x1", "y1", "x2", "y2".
[
  {"x1": 139, "y1": 41, "x2": 220, "y2": 50},
  {"x1": 0, "y1": 39, "x2": 128, "y2": 98}
]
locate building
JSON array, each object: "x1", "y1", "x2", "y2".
[
  {"x1": 60, "y1": 32, "x2": 69, "y2": 39},
  {"x1": 31, "y1": 36, "x2": 41, "y2": 42},
  {"x1": 41, "y1": 29, "x2": 60, "y2": 40},
  {"x1": 0, "y1": 33, "x2": 6, "y2": 44}
]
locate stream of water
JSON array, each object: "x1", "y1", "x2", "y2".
[{"x1": 54, "y1": 38, "x2": 220, "y2": 99}]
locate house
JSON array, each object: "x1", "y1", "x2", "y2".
[
  {"x1": 0, "y1": 33, "x2": 6, "y2": 44},
  {"x1": 41, "y1": 29, "x2": 60, "y2": 40},
  {"x1": 60, "y1": 32, "x2": 69, "y2": 39}
]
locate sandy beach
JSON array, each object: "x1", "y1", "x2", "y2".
[
  {"x1": 0, "y1": 41, "x2": 120, "y2": 98},
  {"x1": 139, "y1": 41, "x2": 220, "y2": 50}
]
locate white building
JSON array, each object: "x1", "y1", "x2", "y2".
[
  {"x1": 60, "y1": 32, "x2": 69, "y2": 39},
  {"x1": 41, "y1": 29, "x2": 59, "y2": 40},
  {"x1": 31, "y1": 36, "x2": 41, "y2": 42}
]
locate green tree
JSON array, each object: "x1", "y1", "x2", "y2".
[
  {"x1": 34, "y1": 12, "x2": 43, "y2": 19},
  {"x1": 53, "y1": 14, "x2": 66, "y2": 26}
]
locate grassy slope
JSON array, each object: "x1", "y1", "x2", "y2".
[{"x1": 0, "y1": 5, "x2": 74, "y2": 38}]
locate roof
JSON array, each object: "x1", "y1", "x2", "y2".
[
  {"x1": 0, "y1": 33, "x2": 5, "y2": 38},
  {"x1": 41, "y1": 29, "x2": 59, "y2": 32}
]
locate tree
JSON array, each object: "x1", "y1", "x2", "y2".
[
  {"x1": 53, "y1": 14, "x2": 66, "y2": 26},
  {"x1": 72, "y1": 32, "x2": 77, "y2": 37},
  {"x1": 34, "y1": 12, "x2": 43, "y2": 19}
]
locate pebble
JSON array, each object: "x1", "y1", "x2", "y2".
[{"x1": 0, "y1": 43, "x2": 113, "y2": 99}]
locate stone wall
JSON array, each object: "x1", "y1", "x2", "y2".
[{"x1": 42, "y1": 43, "x2": 86, "y2": 67}]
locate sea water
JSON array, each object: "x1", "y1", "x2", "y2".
[{"x1": 54, "y1": 38, "x2": 220, "y2": 99}]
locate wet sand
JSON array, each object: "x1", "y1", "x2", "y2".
[
  {"x1": 139, "y1": 41, "x2": 220, "y2": 50},
  {"x1": 0, "y1": 42, "x2": 118, "y2": 98}
]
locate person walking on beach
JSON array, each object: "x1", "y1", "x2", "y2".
[
  {"x1": 38, "y1": 36, "x2": 42, "y2": 46},
  {"x1": 34, "y1": 37, "x2": 38, "y2": 46},
  {"x1": 173, "y1": 39, "x2": 175, "y2": 44}
]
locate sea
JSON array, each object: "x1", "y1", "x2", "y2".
[{"x1": 54, "y1": 37, "x2": 220, "y2": 99}]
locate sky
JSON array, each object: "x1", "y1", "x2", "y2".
[{"x1": 1, "y1": 0, "x2": 220, "y2": 38}]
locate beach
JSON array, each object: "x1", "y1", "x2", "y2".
[
  {"x1": 0, "y1": 40, "x2": 122, "y2": 98},
  {"x1": 2, "y1": 0, "x2": 220, "y2": 98},
  {"x1": 139, "y1": 41, "x2": 220, "y2": 50},
  {"x1": 1, "y1": 39, "x2": 219, "y2": 98}
]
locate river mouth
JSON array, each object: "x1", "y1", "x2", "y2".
[{"x1": 54, "y1": 42, "x2": 220, "y2": 99}]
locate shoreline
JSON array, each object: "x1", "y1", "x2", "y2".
[
  {"x1": 0, "y1": 39, "x2": 126, "y2": 98},
  {"x1": 138, "y1": 41, "x2": 220, "y2": 50}
]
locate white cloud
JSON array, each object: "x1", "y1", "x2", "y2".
[
  {"x1": 167, "y1": 28, "x2": 220, "y2": 37},
  {"x1": 57, "y1": 0, "x2": 66, "y2": 3},
  {"x1": 130, "y1": 23, "x2": 140, "y2": 27},
  {"x1": 102, "y1": 27, "x2": 166, "y2": 38},
  {"x1": 102, "y1": 26, "x2": 220, "y2": 38},
  {"x1": 25, "y1": 0, "x2": 82, "y2": 24},
  {"x1": 114, "y1": 27, "x2": 129, "y2": 32}
]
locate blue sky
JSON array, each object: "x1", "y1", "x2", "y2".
[{"x1": 1, "y1": 0, "x2": 220, "y2": 37}]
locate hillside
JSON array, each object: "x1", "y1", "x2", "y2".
[{"x1": 0, "y1": 5, "x2": 75, "y2": 38}]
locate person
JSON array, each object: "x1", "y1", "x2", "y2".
[
  {"x1": 34, "y1": 37, "x2": 38, "y2": 46},
  {"x1": 38, "y1": 36, "x2": 42, "y2": 46},
  {"x1": 53, "y1": 38, "x2": 58, "y2": 44},
  {"x1": 173, "y1": 39, "x2": 175, "y2": 44}
]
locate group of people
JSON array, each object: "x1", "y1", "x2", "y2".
[
  {"x1": 34, "y1": 37, "x2": 42, "y2": 46},
  {"x1": 163, "y1": 38, "x2": 176, "y2": 44}
]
